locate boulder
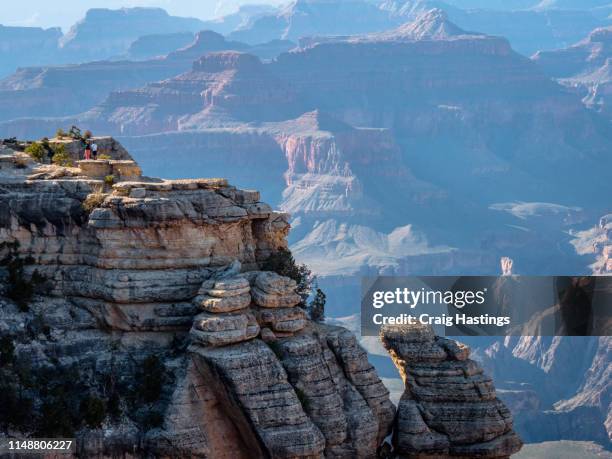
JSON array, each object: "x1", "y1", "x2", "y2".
[
  {"x1": 251, "y1": 287, "x2": 301, "y2": 308},
  {"x1": 197, "y1": 293, "x2": 251, "y2": 313},
  {"x1": 109, "y1": 160, "x2": 142, "y2": 179},
  {"x1": 190, "y1": 311, "x2": 259, "y2": 347},
  {"x1": 254, "y1": 307, "x2": 307, "y2": 333},
  {"x1": 255, "y1": 271, "x2": 297, "y2": 294},
  {"x1": 195, "y1": 275, "x2": 252, "y2": 313},
  {"x1": 247, "y1": 272, "x2": 302, "y2": 308},
  {"x1": 77, "y1": 160, "x2": 112, "y2": 178}
]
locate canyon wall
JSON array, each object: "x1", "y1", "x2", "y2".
[{"x1": 0, "y1": 147, "x2": 396, "y2": 457}]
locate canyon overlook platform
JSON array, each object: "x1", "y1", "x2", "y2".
[{"x1": 0, "y1": 139, "x2": 521, "y2": 458}]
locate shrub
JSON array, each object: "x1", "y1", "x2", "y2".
[
  {"x1": 0, "y1": 335, "x2": 15, "y2": 367},
  {"x1": 84, "y1": 130, "x2": 93, "y2": 139},
  {"x1": 170, "y1": 333, "x2": 187, "y2": 355},
  {"x1": 1, "y1": 241, "x2": 45, "y2": 311},
  {"x1": 12, "y1": 153, "x2": 30, "y2": 169},
  {"x1": 309, "y1": 288, "x2": 326, "y2": 322},
  {"x1": 141, "y1": 409, "x2": 164, "y2": 430},
  {"x1": 0, "y1": 364, "x2": 34, "y2": 432},
  {"x1": 262, "y1": 249, "x2": 313, "y2": 307},
  {"x1": 98, "y1": 153, "x2": 112, "y2": 160},
  {"x1": 35, "y1": 365, "x2": 85, "y2": 437},
  {"x1": 107, "y1": 391, "x2": 121, "y2": 420},
  {"x1": 69, "y1": 125, "x2": 82, "y2": 140},
  {"x1": 104, "y1": 175, "x2": 115, "y2": 186},
  {"x1": 26, "y1": 313, "x2": 51, "y2": 340},
  {"x1": 25, "y1": 143, "x2": 45, "y2": 162},
  {"x1": 82, "y1": 192, "x2": 106, "y2": 215},
  {"x1": 138, "y1": 355, "x2": 166, "y2": 404},
  {"x1": 55, "y1": 128, "x2": 66, "y2": 139},
  {"x1": 51, "y1": 144, "x2": 72, "y2": 167},
  {"x1": 80, "y1": 395, "x2": 106, "y2": 428}
]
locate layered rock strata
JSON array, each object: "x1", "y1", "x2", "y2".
[
  {"x1": 189, "y1": 321, "x2": 396, "y2": 458},
  {"x1": 0, "y1": 147, "x2": 397, "y2": 457},
  {"x1": 381, "y1": 324, "x2": 523, "y2": 459},
  {"x1": 190, "y1": 273, "x2": 259, "y2": 347},
  {"x1": 250, "y1": 271, "x2": 306, "y2": 335}
]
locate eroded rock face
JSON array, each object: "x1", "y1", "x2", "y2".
[
  {"x1": 188, "y1": 322, "x2": 395, "y2": 458},
  {"x1": 1, "y1": 155, "x2": 290, "y2": 332},
  {"x1": 0, "y1": 151, "x2": 394, "y2": 457},
  {"x1": 380, "y1": 324, "x2": 523, "y2": 458}
]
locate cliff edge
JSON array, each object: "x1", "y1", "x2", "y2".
[{"x1": 0, "y1": 141, "x2": 394, "y2": 457}]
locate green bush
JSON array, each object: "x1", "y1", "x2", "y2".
[
  {"x1": 51, "y1": 144, "x2": 72, "y2": 167},
  {"x1": 309, "y1": 288, "x2": 326, "y2": 322},
  {"x1": 104, "y1": 175, "x2": 115, "y2": 186},
  {"x1": 262, "y1": 249, "x2": 327, "y2": 321},
  {"x1": 1, "y1": 241, "x2": 45, "y2": 311},
  {"x1": 262, "y1": 249, "x2": 313, "y2": 307},
  {"x1": 68, "y1": 125, "x2": 82, "y2": 140},
  {"x1": 35, "y1": 365, "x2": 85, "y2": 437},
  {"x1": 98, "y1": 153, "x2": 112, "y2": 160},
  {"x1": 24, "y1": 143, "x2": 45, "y2": 162},
  {"x1": 26, "y1": 313, "x2": 51, "y2": 340},
  {"x1": 107, "y1": 391, "x2": 122, "y2": 420}
]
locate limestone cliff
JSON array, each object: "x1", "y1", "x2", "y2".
[{"x1": 0, "y1": 144, "x2": 395, "y2": 457}]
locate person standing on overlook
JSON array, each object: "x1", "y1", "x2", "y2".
[
  {"x1": 91, "y1": 141, "x2": 98, "y2": 160},
  {"x1": 84, "y1": 142, "x2": 91, "y2": 160}
]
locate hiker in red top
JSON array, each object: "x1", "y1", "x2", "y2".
[{"x1": 84, "y1": 142, "x2": 91, "y2": 160}]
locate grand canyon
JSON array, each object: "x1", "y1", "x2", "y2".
[{"x1": 0, "y1": 1, "x2": 611, "y2": 457}]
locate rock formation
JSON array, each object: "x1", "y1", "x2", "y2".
[
  {"x1": 58, "y1": 7, "x2": 205, "y2": 62},
  {"x1": 381, "y1": 324, "x2": 523, "y2": 458},
  {"x1": 480, "y1": 335, "x2": 612, "y2": 445},
  {"x1": 533, "y1": 26, "x2": 612, "y2": 120},
  {"x1": 0, "y1": 29, "x2": 293, "y2": 124},
  {"x1": 126, "y1": 32, "x2": 196, "y2": 60},
  {"x1": 0, "y1": 142, "x2": 397, "y2": 457},
  {"x1": 0, "y1": 24, "x2": 62, "y2": 78},
  {"x1": 223, "y1": 0, "x2": 605, "y2": 56}
]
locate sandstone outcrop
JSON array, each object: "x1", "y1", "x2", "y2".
[{"x1": 381, "y1": 324, "x2": 523, "y2": 458}]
